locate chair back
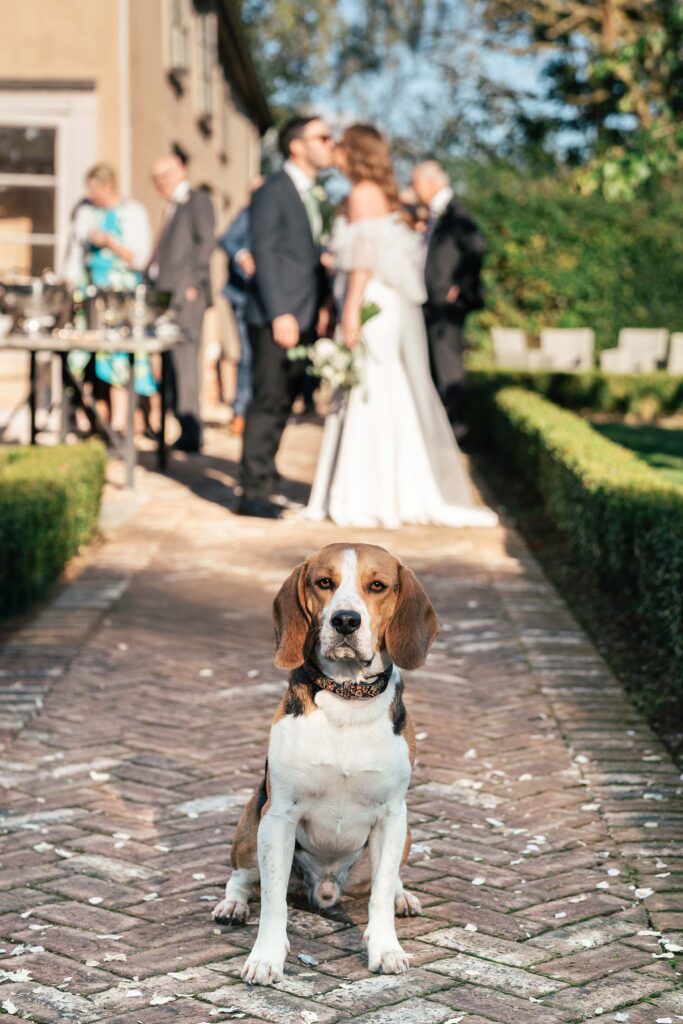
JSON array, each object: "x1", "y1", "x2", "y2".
[
  {"x1": 539, "y1": 328, "x2": 595, "y2": 371},
  {"x1": 617, "y1": 328, "x2": 669, "y2": 370},
  {"x1": 491, "y1": 328, "x2": 529, "y2": 368},
  {"x1": 667, "y1": 333, "x2": 683, "y2": 375}
]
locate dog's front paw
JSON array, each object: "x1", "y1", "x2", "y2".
[
  {"x1": 365, "y1": 932, "x2": 410, "y2": 975},
  {"x1": 241, "y1": 942, "x2": 287, "y2": 986},
  {"x1": 212, "y1": 897, "x2": 249, "y2": 925},
  {"x1": 395, "y1": 888, "x2": 422, "y2": 917}
]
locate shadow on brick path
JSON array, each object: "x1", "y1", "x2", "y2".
[{"x1": 0, "y1": 419, "x2": 681, "y2": 1023}]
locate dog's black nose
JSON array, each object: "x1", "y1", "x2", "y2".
[{"x1": 331, "y1": 610, "x2": 361, "y2": 636}]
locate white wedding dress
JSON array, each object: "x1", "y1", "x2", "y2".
[{"x1": 305, "y1": 213, "x2": 498, "y2": 529}]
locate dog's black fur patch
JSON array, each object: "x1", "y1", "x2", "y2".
[{"x1": 390, "y1": 681, "x2": 407, "y2": 735}]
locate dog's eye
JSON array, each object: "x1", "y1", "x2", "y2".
[
  {"x1": 317, "y1": 577, "x2": 334, "y2": 590},
  {"x1": 368, "y1": 580, "x2": 387, "y2": 592}
]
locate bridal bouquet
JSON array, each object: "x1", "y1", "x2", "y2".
[{"x1": 287, "y1": 302, "x2": 380, "y2": 395}]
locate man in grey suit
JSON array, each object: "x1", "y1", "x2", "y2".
[
  {"x1": 149, "y1": 154, "x2": 215, "y2": 452},
  {"x1": 239, "y1": 115, "x2": 335, "y2": 518}
]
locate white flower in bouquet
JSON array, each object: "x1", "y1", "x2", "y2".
[{"x1": 287, "y1": 301, "x2": 380, "y2": 398}]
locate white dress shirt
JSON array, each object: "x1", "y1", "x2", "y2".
[
  {"x1": 429, "y1": 185, "x2": 454, "y2": 221},
  {"x1": 283, "y1": 159, "x2": 322, "y2": 240}
]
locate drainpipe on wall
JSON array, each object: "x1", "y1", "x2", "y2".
[{"x1": 118, "y1": 0, "x2": 131, "y2": 195}]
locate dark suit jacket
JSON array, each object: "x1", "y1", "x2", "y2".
[
  {"x1": 154, "y1": 187, "x2": 215, "y2": 331},
  {"x1": 246, "y1": 169, "x2": 327, "y2": 330},
  {"x1": 425, "y1": 198, "x2": 485, "y2": 320},
  {"x1": 217, "y1": 206, "x2": 250, "y2": 313}
]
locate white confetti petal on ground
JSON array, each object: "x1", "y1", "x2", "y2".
[
  {"x1": 199, "y1": 668, "x2": 214, "y2": 677},
  {"x1": 634, "y1": 887, "x2": 654, "y2": 899},
  {"x1": 663, "y1": 942, "x2": 683, "y2": 952},
  {"x1": 596, "y1": 881, "x2": 610, "y2": 890},
  {"x1": 555, "y1": 912, "x2": 567, "y2": 919},
  {"x1": 300, "y1": 1012, "x2": 320, "y2": 1023},
  {"x1": 638, "y1": 929, "x2": 661, "y2": 936},
  {"x1": 464, "y1": 748, "x2": 477, "y2": 759},
  {"x1": 298, "y1": 953, "x2": 319, "y2": 966},
  {"x1": 653, "y1": 952, "x2": 674, "y2": 959},
  {"x1": 415, "y1": 732, "x2": 428, "y2": 740},
  {"x1": 85, "y1": 960, "x2": 100, "y2": 967},
  {"x1": 2, "y1": 1000, "x2": 18, "y2": 1015},
  {"x1": 471, "y1": 876, "x2": 485, "y2": 885},
  {"x1": 102, "y1": 953, "x2": 127, "y2": 963},
  {"x1": 0, "y1": 968, "x2": 32, "y2": 982},
  {"x1": 464, "y1": 923, "x2": 478, "y2": 932},
  {"x1": 247, "y1": 669, "x2": 260, "y2": 678},
  {"x1": 656, "y1": 1018, "x2": 673, "y2": 1023},
  {"x1": 613, "y1": 1014, "x2": 630, "y2": 1022},
  {"x1": 125, "y1": 988, "x2": 143, "y2": 997},
  {"x1": 607, "y1": 868, "x2": 621, "y2": 876},
  {"x1": 150, "y1": 994, "x2": 176, "y2": 1005},
  {"x1": 89, "y1": 771, "x2": 110, "y2": 783},
  {"x1": 88, "y1": 897, "x2": 104, "y2": 905},
  {"x1": 486, "y1": 817, "x2": 504, "y2": 827},
  {"x1": 192, "y1": 872, "x2": 206, "y2": 880},
  {"x1": 142, "y1": 892, "x2": 159, "y2": 901}
]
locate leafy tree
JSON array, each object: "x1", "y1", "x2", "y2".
[{"x1": 481, "y1": 0, "x2": 683, "y2": 197}]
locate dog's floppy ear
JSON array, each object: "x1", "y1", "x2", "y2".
[
  {"x1": 273, "y1": 562, "x2": 310, "y2": 669},
  {"x1": 385, "y1": 564, "x2": 440, "y2": 670}
]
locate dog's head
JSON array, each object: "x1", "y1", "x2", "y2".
[{"x1": 273, "y1": 543, "x2": 439, "y2": 671}]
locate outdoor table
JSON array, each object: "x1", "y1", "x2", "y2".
[{"x1": 1, "y1": 327, "x2": 185, "y2": 488}]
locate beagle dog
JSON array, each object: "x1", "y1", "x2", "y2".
[{"x1": 212, "y1": 543, "x2": 439, "y2": 986}]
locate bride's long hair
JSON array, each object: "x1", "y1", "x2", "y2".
[{"x1": 342, "y1": 124, "x2": 402, "y2": 212}]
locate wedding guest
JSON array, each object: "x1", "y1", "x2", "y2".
[
  {"x1": 148, "y1": 153, "x2": 215, "y2": 453},
  {"x1": 63, "y1": 163, "x2": 153, "y2": 431},
  {"x1": 217, "y1": 175, "x2": 264, "y2": 437},
  {"x1": 412, "y1": 160, "x2": 485, "y2": 435},
  {"x1": 238, "y1": 114, "x2": 335, "y2": 519}
]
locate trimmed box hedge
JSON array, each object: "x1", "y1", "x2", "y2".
[
  {"x1": 467, "y1": 366, "x2": 683, "y2": 422},
  {"x1": 0, "y1": 440, "x2": 107, "y2": 616},
  {"x1": 486, "y1": 387, "x2": 683, "y2": 701}
]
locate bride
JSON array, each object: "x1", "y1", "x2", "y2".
[{"x1": 306, "y1": 124, "x2": 497, "y2": 530}]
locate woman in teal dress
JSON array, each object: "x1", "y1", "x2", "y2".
[{"x1": 65, "y1": 164, "x2": 155, "y2": 424}]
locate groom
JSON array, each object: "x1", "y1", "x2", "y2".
[{"x1": 238, "y1": 115, "x2": 335, "y2": 519}]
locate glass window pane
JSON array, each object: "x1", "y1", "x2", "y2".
[
  {"x1": 0, "y1": 185, "x2": 55, "y2": 235},
  {"x1": 0, "y1": 239, "x2": 55, "y2": 276},
  {"x1": 0, "y1": 125, "x2": 56, "y2": 175}
]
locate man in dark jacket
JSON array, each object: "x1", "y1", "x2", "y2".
[
  {"x1": 149, "y1": 153, "x2": 215, "y2": 452},
  {"x1": 413, "y1": 161, "x2": 485, "y2": 434},
  {"x1": 239, "y1": 114, "x2": 334, "y2": 518}
]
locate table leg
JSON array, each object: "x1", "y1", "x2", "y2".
[
  {"x1": 125, "y1": 352, "x2": 136, "y2": 488},
  {"x1": 158, "y1": 351, "x2": 167, "y2": 471},
  {"x1": 59, "y1": 353, "x2": 69, "y2": 442},
  {"x1": 29, "y1": 350, "x2": 37, "y2": 444}
]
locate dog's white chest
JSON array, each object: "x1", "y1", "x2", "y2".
[{"x1": 268, "y1": 689, "x2": 411, "y2": 856}]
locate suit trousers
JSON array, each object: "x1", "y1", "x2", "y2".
[
  {"x1": 166, "y1": 299, "x2": 206, "y2": 444},
  {"x1": 241, "y1": 324, "x2": 311, "y2": 501},
  {"x1": 424, "y1": 308, "x2": 467, "y2": 426}
]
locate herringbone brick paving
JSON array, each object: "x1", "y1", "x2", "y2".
[{"x1": 1, "y1": 419, "x2": 681, "y2": 1023}]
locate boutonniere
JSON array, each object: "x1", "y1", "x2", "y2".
[{"x1": 311, "y1": 185, "x2": 327, "y2": 203}]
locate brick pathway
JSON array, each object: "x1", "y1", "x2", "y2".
[{"x1": 1, "y1": 420, "x2": 681, "y2": 1024}]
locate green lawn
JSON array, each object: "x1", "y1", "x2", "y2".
[{"x1": 591, "y1": 422, "x2": 683, "y2": 488}]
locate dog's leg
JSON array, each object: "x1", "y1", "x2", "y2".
[
  {"x1": 213, "y1": 782, "x2": 263, "y2": 925},
  {"x1": 364, "y1": 802, "x2": 410, "y2": 975},
  {"x1": 394, "y1": 827, "x2": 422, "y2": 917},
  {"x1": 242, "y1": 810, "x2": 297, "y2": 986},
  {"x1": 213, "y1": 866, "x2": 258, "y2": 925}
]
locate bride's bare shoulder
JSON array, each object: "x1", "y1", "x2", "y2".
[{"x1": 348, "y1": 181, "x2": 391, "y2": 222}]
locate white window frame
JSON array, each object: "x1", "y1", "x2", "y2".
[
  {"x1": 196, "y1": 9, "x2": 218, "y2": 131},
  {"x1": 166, "y1": 0, "x2": 191, "y2": 75},
  {"x1": 0, "y1": 91, "x2": 96, "y2": 276}
]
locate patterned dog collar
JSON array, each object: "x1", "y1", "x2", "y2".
[{"x1": 301, "y1": 659, "x2": 393, "y2": 700}]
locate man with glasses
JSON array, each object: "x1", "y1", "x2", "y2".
[{"x1": 238, "y1": 115, "x2": 335, "y2": 519}]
